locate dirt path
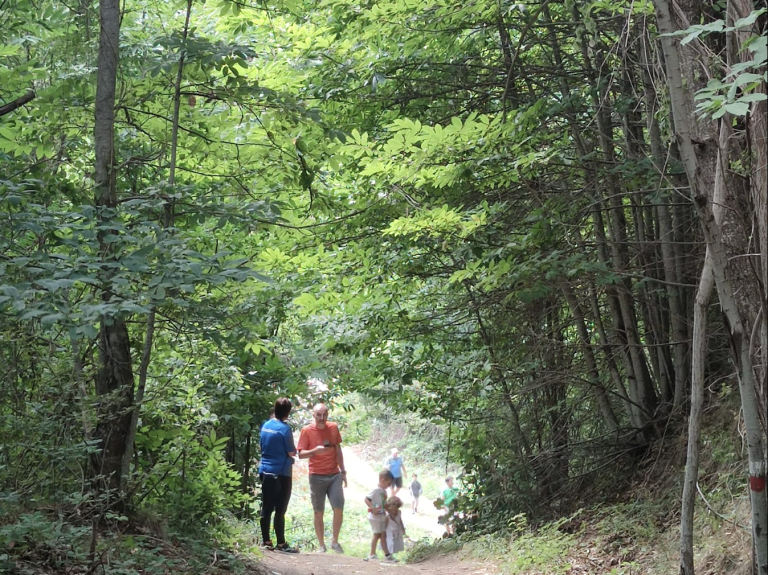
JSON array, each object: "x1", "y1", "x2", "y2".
[
  {"x1": 255, "y1": 446, "x2": 497, "y2": 575},
  {"x1": 257, "y1": 550, "x2": 497, "y2": 575}
]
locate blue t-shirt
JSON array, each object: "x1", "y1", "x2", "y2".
[
  {"x1": 259, "y1": 418, "x2": 295, "y2": 476},
  {"x1": 387, "y1": 455, "x2": 404, "y2": 478}
]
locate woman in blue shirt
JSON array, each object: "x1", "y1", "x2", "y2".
[{"x1": 259, "y1": 397, "x2": 297, "y2": 552}]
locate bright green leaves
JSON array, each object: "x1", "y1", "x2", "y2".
[
  {"x1": 144, "y1": 32, "x2": 256, "y2": 79},
  {"x1": 384, "y1": 204, "x2": 487, "y2": 240},
  {"x1": 0, "y1": 178, "x2": 276, "y2": 343},
  {"x1": 341, "y1": 113, "x2": 497, "y2": 189},
  {"x1": 202, "y1": 428, "x2": 230, "y2": 451},
  {"x1": 693, "y1": 36, "x2": 767, "y2": 119},
  {"x1": 339, "y1": 99, "x2": 555, "y2": 197},
  {"x1": 0, "y1": 121, "x2": 34, "y2": 156}
]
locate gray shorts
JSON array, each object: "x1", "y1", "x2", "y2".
[
  {"x1": 368, "y1": 514, "x2": 387, "y2": 534},
  {"x1": 308, "y1": 473, "x2": 345, "y2": 512}
]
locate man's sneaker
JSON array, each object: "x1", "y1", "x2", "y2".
[
  {"x1": 315, "y1": 546, "x2": 327, "y2": 553},
  {"x1": 330, "y1": 542, "x2": 344, "y2": 554},
  {"x1": 364, "y1": 554, "x2": 378, "y2": 562},
  {"x1": 276, "y1": 543, "x2": 299, "y2": 553},
  {"x1": 383, "y1": 554, "x2": 398, "y2": 563},
  {"x1": 262, "y1": 540, "x2": 274, "y2": 551}
]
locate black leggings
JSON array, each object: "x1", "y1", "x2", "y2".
[{"x1": 260, "y1": 474, "x2": 292, "y2": 545}]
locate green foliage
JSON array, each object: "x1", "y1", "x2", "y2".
[
  {"x1": 667, "y1": 9, "x2": 768, "y2": 118},
  {"x1": 0, "y1": 0, "x2": 762, "y2": 571},
  {"x1": 498, "y1": 523, "x2": 576, "y2": 574},
  {"x1": 0, "y1": 511, "x2": 90, "y2": 569}
]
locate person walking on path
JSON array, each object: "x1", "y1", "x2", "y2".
[
  {"x1": 258, "y1": 398, "x2": 298, "y2": 553},
  {"x1": 409, "y1": 473, "x2": 422, "y2": 514},
  {"x1": 364, "y1": 469, "x2": 397, "y2": 563},
  {"x1": 297, "y1": 403, "x2": 347, "y2": 553},
  {"x1": 385, "y1": 447, "x2": 406, "y2": 497}
]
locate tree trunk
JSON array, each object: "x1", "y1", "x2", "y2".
[
  {"x1": 680, "y1": 250, "x2": 714, "y2": 575},
  {"x1": 120, "y1": 310, "x2": 155, "y2": 491},
  {"x1": 242, "y1": 429, "x2": 252, "y2": 517},
  {"x1": 586, "y1": 282, "x2": 640, "y2": 428},
  {"x1": 560, "y1": 279, "x2": 620, "y2": 435},
  {"x1": 92, "y1": 0, "x2": 135, "y2": 494},
  {"x1": 638, "y1": 31, "x2": 690, "y2": 411},
  {"x1": 576, "y1": 18, "x2": 658, "y2": 430}
]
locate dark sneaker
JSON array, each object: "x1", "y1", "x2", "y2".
[
  {"x1": 330, "y1": 542, "x2": 344, "y2": 554},
  {"x1": 262, "y1": 540, "x2": 274, "y2": 551},
  {"x1": 276, "y1": 543, "x2": 299, "y2": 553}
]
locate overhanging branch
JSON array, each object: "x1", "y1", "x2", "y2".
[{"x1": 0, "y1": 91, "x2": 35, "y2": 117}]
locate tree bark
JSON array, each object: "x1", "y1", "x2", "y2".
[
  {"x1": 680, "y1": 249, "x2": 714, "y2": 575},
  {"x1": 92, "y1": 0, "x2": 135, "y2": 494},
  {"x1": 242, "y1": 429, "x2": 252, "y2": 516},
  {"x1": 120, "y1": 310, "x2": 155, "y2": 491},
  {"x1": 119, "y1": 0, "x2": 193, "y2": 495},
  {"x1": 576, "y1": 28, "x2": 658, "y2": 430}
]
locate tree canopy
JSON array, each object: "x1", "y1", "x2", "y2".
[{"x1": 1, "y1": 0, "x2": 766, "y2": 572}]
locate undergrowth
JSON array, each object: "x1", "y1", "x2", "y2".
[{"x1": 0, "y1": 494, "x2": 266, "y2": 575}]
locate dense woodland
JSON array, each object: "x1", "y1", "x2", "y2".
[{"x1": 0, "y1": 0, "x2": 766, "y2": 573}]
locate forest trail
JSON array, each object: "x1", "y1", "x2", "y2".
[
  {"x1": 257, "y1": 549, "x2": 497, "y2": 575},
  {"x1": 255, "y1": 446, "x2": 497, "y2": 574}
]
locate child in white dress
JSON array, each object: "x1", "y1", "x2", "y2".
[{"x1": 385, "y1": 496, "x2": 406, "y2": 555}]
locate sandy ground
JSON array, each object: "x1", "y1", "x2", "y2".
[{"x1": 257, "y1": 550, "x2": 498, "y2": 575}]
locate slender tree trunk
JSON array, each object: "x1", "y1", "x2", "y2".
[
  {"x1": 542, "y1": 6, "x2": 645, "y2": 434},
  {"x1": 734, "y1": 0, "x2": 767, "y2": 437},
  {"x1": 92, "y1": 0, "x2": 135, "y2": 494},
  {"x1": 120, "y1": 310, "x2": 155, "y2": 491},
  {"x1": 577, "y1": 21, "x2": 658, "y2": 428},
  {"x1": 680, "y1": 250, "x2": 715, "y2": 575},
  {"x1": 560, "y1": 279, "x2": 620, "y2": 435},
  {"x1": 586, "y1": 282, "x2": 640, "y2": 428},
  {"x1": 638, "y1": 33, "x2": 690, "y2": 410},
  {"x1": 242, "y1": 430, "x2": 252, "y2": 517},
  {"x1": 681, "y1": 125, "x2": 730, "y2": 574},
  {"x1": 71, "y1": 330, "x2": 92, "y2": 441}
]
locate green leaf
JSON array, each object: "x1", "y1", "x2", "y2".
[
  {"x1": 724, "y1": 101, "x2": 749, "y2": 115},
  {"x1": 733, "y1": 8, "x2": 766, "y2": 30},
  {"x1": 737, "y1": 93, "x2": 767, "y2": 103},
  {"x1": 0, "y1": 44, "x2": 22, "y2": 57}
]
